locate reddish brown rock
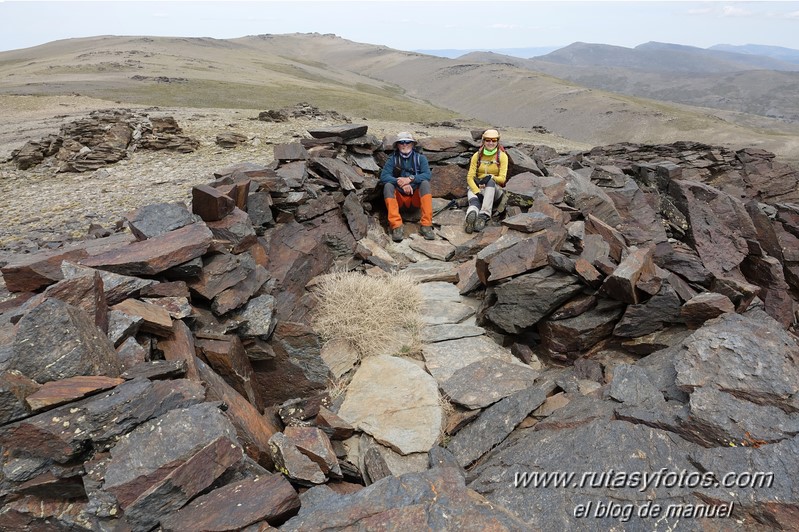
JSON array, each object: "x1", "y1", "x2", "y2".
[
  {"x1": 192, "y1": 184, "x2": 236, "y2": 221},
  {"x1": 42, "y1": 270, "x2": 108, "y2": 332},
  {"x1": 111, "y1": 298, "x2": 173, "y2": 336},
  {"x1": 1, "y1": 245, "x2": 89, "y2": 293},
  {"x1": 25, "y1": 376, "x2": 124, "y2": 412},
  {"x1": 681, "y1": 292, "x2": 736, "y2": 329},
  {"x1": 196, "y1": 335, "x2": 264, "y2": 412},
  {"x1": 158, "y1": 319, "x2": 202, "y2": 381},
  {"x1": 600, "y1": 246, "x2": 656, "y2": 304},
  {"x1": 197, "y1": 357, "x2": 280, "y2": 468},
  {"x1": 80, "y1": 222, "x2": 213, "y2": 276},
  {"x1": 159, "y1": 474, "x2": 299, "y2": 531}
]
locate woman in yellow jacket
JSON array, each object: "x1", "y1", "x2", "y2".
[{"x1": 464, "y1": 129, "x2": 508, "y2": 233}]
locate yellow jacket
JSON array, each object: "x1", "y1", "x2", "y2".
[{"x1": 466, "y1": 149, "x2": 509, "y2": 194}]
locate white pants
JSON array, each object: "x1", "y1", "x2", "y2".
[{"x1": 466, "y1": 178, "x2": 503, "y2": 217}]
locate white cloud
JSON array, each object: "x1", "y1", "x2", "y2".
[
  {"x1": 490, "y1": 24, "x2": 519, "y2": 29},
  {"x1": 686, "y1": 8, "x2": 713, "y2": 15},
  {"x1": 785, "y1": 10, "x2": 799, "y2": 19},
  {"x1": 721, "y1": 6, "x2": 752, "y2": 17}
]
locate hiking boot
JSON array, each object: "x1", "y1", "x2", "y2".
[
  {"x1": 496, "y1": 192, "x2": 508, "y2": 214},
  {"x1": 420, "y1": 225, "x2": 435, "y2": 240},
  {"x1": 464, "y1": 211, "x2": 477, "y2": 234},
  {"x1": 391, "y1": 226, "x2": 404, "y2": 242},
  {"x1": 475, "y1": 214, "x2": 489, "y2": 232}
]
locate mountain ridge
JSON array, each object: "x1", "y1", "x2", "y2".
[{"x1": 2, "y1": 33, "x2": 799, "y2": 168}]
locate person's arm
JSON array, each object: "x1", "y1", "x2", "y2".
[
  {"x1": 466, "y1": 152, "x2": 480, "y2": 194},
  {"x1": 380, "y1": 153, "x2": 399, "y2": 185},
  {"x1": 495, "y1": 151, "x2": 509, "y2": 186}
]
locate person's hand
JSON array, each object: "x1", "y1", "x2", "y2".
[{"x1": 401, "y1": 184, "x2": 413, "y2": 195}]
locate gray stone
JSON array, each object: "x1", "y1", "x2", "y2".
[
  {"x1": 338, "y1": 356, "x2": 442, "y2": 455},
  {"x1": 441, "y1": 357, "x2": 539, "y2": 409}
]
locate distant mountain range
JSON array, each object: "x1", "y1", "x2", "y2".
[
  {"x1": 454, "y1": 41, "x2": 799, "y2": 122},
  {"x1": 2, "y1": 34, "x2": 799, "y2": 166},
  {"x1": 414, "y1": 46, "x2": 561, "y2": 59},
  {"x1": 418, "y1": 42, "x2": 799, "y2": 65}
]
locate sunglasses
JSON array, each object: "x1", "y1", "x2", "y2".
[
  {"x1": 397, "y1": 140, "x2": 414, "y2": 145},
  {"x1": 484, "y1": 138, "x2": 498, "y2": 142}
]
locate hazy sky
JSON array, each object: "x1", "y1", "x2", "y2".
[{"x1": 1, "y1": 1, "x2": 798, "y2": 53}]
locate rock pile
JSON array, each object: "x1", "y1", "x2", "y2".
[
  {"x1": 8, "y1": 109, "x2": 199, "y2": 172},
  {"x1": 1, "y1": 119, "x2": 798, "y2": 530}
]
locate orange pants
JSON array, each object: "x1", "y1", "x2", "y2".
[{"x1": 385, "y1": 191, "x2": 433, "y2": 229}]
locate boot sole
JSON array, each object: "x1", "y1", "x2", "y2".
[{"x1": 464, "y1": 212, "x2": 476, "y2": 234}]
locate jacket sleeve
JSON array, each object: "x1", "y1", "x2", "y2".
[
  {"x1": 466, "y1": 152, "x2": 480, "y2": 194},
  {"x1": 380, "y1": 153, "x2": 399, "y2": 185},
  {"x1": 411, "y1": 153, "x2": 432, "y2": 183},
  {"x1": 495, "y1": 151, "x2": 509, "y2": 186}
]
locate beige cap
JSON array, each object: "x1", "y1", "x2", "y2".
[{"x1": 394, "y1": 131, "x2": 416, "y2": 145}]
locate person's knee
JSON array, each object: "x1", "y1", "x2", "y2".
[
  {"x1": 418, "y1": 180, "x2": 431, "y2": 195},
  {"x1": 383, "y1": 182, "x2": 397, "y2": 199},
  {"x1": 484, "y1": 178, "x2": 496, "y2": 189}
]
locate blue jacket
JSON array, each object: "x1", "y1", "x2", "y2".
[{"x1": 380, "y1": 150, "x2": 432, "y2": 193}]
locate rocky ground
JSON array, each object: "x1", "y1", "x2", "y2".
[{"x1": 0, "y1": 95, "x2": 585, "y2": 258}]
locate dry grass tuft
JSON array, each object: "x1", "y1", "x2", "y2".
[{"x1": 312, "y1": 270, "x2": 422, "y2": 361}]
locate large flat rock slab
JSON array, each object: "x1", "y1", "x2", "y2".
[
  {"x1": 423, "y1": 336, "x2": 524, "y2": 384},
  {"x1": 337, "y1": 356, "x2": 442, "y2": 455}
]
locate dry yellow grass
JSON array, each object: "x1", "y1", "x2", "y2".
[{"x1": 312, "y1": 270, "x2": 422, "y2": 361}]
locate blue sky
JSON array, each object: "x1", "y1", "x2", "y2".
[{"x1": 1, "y1": 1, "x2": 798, "y2": 53}]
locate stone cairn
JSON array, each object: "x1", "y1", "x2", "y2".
[
  {"x1": 1, "y1": 117, "x2": 799, "y2": 530},
  {"x1": 9, "y1": 109, "x2": 199, "y2": 172}
]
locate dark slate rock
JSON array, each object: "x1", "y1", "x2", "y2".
[
  {"x1": 447, "y1": 381, "x2": 554, "y2": 468},
  {"x1": 307, "y1": 124, "x2": 368, "y2": 140},
  {"x1": 533, "y1": 393, "x2": 616, "y2": 432},
  {"x1": 246, "y1": 190, "x2": 274, "y2": 233},
  {"x1": 342, "y1": 192, "x2": 368, "y2": 240},
  {"x1": 310, "y1": 157, "x2": 363, "y2": 191},
  {"x1": 0, "y1": 370, "x2": 39, "y2": 425},
  {"x1": 688, "y1": 435, "x2": 799, "y2": 530},
  {"x1": 560, "y1": 166, "x2": 622, "y2": 227},
  {"x1": 685, "y1": 387, "x2": 799, "y2": 446},
  {"x1": 607, "y1": 363, "x2": 665, "y2": 407},
  {"x1": 741, "y1": 253, "x2": 795, "y2": 327},
  {"x1": 680, "y1": 291, "x2": 736, "y2": 329},
  {"x1": 667, "y1": 179, "x2": 758, "y2": 278},
  {"x1": 613, "y1": 283, "x2": 683, "y2": 337},
  {"x1": 635, "y1": 343, "x2": 690, "y2": 403},
  {"x1": 206, "y1": 207, "x2": 258, "y2": 254},
  {"x1": 10, "y1": 298, "x2": 121, "y2": 384},
  {"x1": 487, "y1": 267, "x2": 583, "y2": 334},
  {"x1": 653, "y1": 241, "x2": 713, "y2": 286},
  {"x1": 539, "y1": 298, "x2": 624, "y2": 358},
  {"x1": 61, "y1": 261, "x2": 156, "y2": 306},
  {"x1": 0, "y1": 378, "x2": 205, "y2": 467},
  {"x1": 468, "y1": 419, "x2": 713, "y2": 531},
  {"x1": 125, "y1": 202, "x2": 199, "y2": 241},
  {"x1": 268, "y1": 432, "x2": 327, "y2": 485},
  {"x1": 159, "y1": 473, "x2": 299, "y2": 531},
  {"x1": 103, "y1": 402, "x2": 242, "y2": 530},
  {"x1": 187, "y1": 251, "x2": 251, "y2": 301},
  {"x1": 674, "y1": 310, "x2": 799, "y2": 411},
  {"x1": 280, "y1": 466, "x2": 529, "y2": 531},
  {"x1": 604, "y1": 177, "x2": 668, "y2": 248}
]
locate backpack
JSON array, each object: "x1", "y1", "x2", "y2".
[{"x1": 392, "y1": 149, "x2": 422, "y2": 178}]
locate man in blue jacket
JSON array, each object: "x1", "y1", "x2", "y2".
[{"x1": 379, "y1": 132, "x2": 434, "y2": 242}]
